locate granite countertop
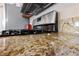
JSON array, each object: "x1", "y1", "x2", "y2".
[{"x1": 0, "y1": 32, "x2": 79, "y2": 56}]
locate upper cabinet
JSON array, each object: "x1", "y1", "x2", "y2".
[{"x1": 32, "y1": 11, "x2": 57, "y2": 26}]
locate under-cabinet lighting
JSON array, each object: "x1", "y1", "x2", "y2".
[
  {"x1": 75, "y1": 22, "x2": 79, "y2": 27},
  {"x1": 16, "y1": 3, "x2": 23, "y2": 7}
]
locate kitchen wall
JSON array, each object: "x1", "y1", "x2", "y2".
[
  {"x1": 5, "y1": 4, "x2": 28, "y2": 30},
  {"x1": 0, "y1": 4, "x2": 4, "y2": 34},
  {"x1": 30, "y1": 3, "x2": 79, "y2": 33}
]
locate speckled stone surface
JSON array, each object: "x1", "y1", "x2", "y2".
[
  {"x1": 0, "y1": 32, "x2": 79, "y2": 56},
  {"x1": 0, "y1": 33, "x2": 58, "y2": 56}
]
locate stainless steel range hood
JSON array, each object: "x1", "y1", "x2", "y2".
[{"x1": 21, "y1": 3, "x2": 55, "y2": 17}]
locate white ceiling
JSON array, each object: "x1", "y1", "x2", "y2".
[{"x1": 0, "y1": 4, "x2": 3, "y2": 7}]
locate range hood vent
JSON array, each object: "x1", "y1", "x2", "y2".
[{"x1": 21, "y1": 3, "x2": 55, "y2": 18}]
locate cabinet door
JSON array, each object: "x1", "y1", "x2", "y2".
[{"x1": 48, "y1": 11, "x2": 56, "y2": 23}]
